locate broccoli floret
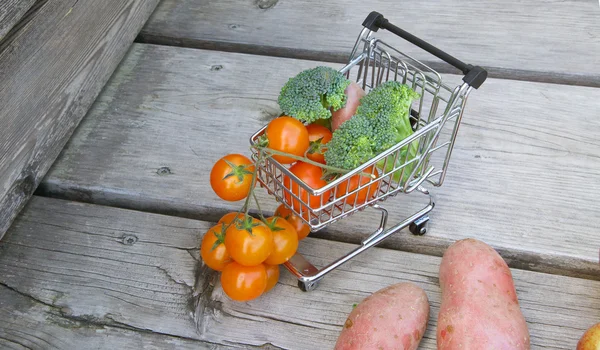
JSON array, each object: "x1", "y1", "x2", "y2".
[
  {"x1": 324, "y1": 81, "x2": 420, "y2": 181},
  {"x1": 356, "y1": 81, "x2": 419, "y2": 144},
  {"x1": 324, "y1": 114, "x2": 378, "y2": 170},
  {"x1": 324, "y1": 112, "x2": 398, "y2": 170},
  {"x1": 278, "y1": 66, "x2": 351, "y2": 123}
]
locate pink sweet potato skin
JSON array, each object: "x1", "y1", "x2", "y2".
[
  {"x1": 331, "y1": 81, "x2": 365, "y2": 131},
  {"x1": 437, "y1": 238, "x2": 530, "y2": 349},
  {"x1": 335, "y1": 282, "x2": 430, "y2": 350}
]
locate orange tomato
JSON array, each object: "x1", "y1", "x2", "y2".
[
  {"x1": 210, "y1": 154, "x2": 255, "y2": 201},
  {"x1": 264, "y1": 217, "x2": 299, "y2": 265},
  {"x1": 265, "y1": 116, "x2": 310, "y2": 164},
  {"x1": 218, "y1": 212, "x2": 245, "y2": 225},
  {"x1": 274, "y1": 204, "x2": 311, "y2": 240},
  {"x1": 199, "y1": 224, "x2": 231, "y2": 271},
  {"x1": 224, "y1": 217, "x2": 273, "y2": 266},
  {"x1": 335, "y1": 166, "x2": 379, "y2": 205},
  {"x1": 305, "y1": 124, "x2": 332, "y2": 164},
  {"x1": 264, "y1": 264, "x2": 280, "y2": 293},
  {"x1": 283, "y1": 162, "x2": 331, "y2": 216},
  {"x1": 221, "y1": 262, "x2": 267, "y2": 301}
]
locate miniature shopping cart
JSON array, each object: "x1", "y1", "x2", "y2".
[{"x1": 250, "y1": 12, "x2": 487, "y2": 291}]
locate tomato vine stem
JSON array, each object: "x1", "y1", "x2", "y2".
[
  {"x1": 251, "y1": 188, "x2": 267, "y2": 223},
  {"x1": 252, "y1": 145, "x2": 376, "y2": 179},
  {"x1": 242, "y1": 151, "x2": 263, "y2": 219}
]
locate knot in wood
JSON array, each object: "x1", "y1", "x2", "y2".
[
  {"x1": 18, "y1": 173, "x2": 36, "y2": 195},
  {"x1": 210, "y1": 65, "x2": 223, "y2": 71},
  {"x1": 255, "y1": 0, "x2": 278, "y2": 9},
  {"x1": 121, "y1": 234, "x2": 138, "y2": 245},
  {"x1": 156, "y1": 166, "x2": 172, "y2": 175}
]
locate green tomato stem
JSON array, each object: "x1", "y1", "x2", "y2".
[
  {"x1": 242, "y1": 152, "x2": 264, "y2": 219},
  {"x1": 251, "y1": 189, "x2": 267, "y2": 223}
]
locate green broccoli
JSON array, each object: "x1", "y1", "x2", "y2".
[
  {"x1": 377, "y1": 137, "x2": 421, "y2": 184},
  {"x1": 323, "y1": 113, "x2": 381, "y2": 170},
  {"x1": 277, "y1": 66, "x2": 351, "y2": 123},
  {"x1": 355, "y1": 81, "x2": 419, "y2": 145},
  {"x1": 324, "y1": 81, "x2": 420, "y2": 183}
]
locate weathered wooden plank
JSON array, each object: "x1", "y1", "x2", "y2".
[
  {"x1": 0, "y1": 0, "x2": 35, "y2": 42},
  {"x1": 0, "y1": 285, "x2": 219, "y2": 350},
  {"x1": 1, "y1": 197, "x2": 599, "y2": 349},
  {"x1": 39, "y1": 45, "x2": 600, "y2": 279},
  {"x1": 0, "y1": 198, "x2": 204, "y2": 340},
  {"x1": 0, "y1": 0, "x2": 160, "y2": 239},
  {"x1": 138, "y1": 0, "x2": 600, "y2": 87}
]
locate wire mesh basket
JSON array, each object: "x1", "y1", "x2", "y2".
[{"x1": 249, "y1": 12, "x2": 487, "y2": 291}]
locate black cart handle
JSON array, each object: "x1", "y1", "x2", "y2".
[{"x1": 363, "y1": 11, "x2": 487, "y2": 89}]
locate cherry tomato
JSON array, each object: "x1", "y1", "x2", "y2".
[
  {"x1": 264, "y1": 264, "x2": 280, "y2": 293},
  {"x1": 200, "y1": 224, "x2": 231, "y2": 271},
  {"x1": 305, "y1": 124, "x2": 332, "y2": 164},
  {"x1": 210, "y1": 154, "x2": 255, "y2": 201},
  {"x1": 218, "y1": 212, "x2": 245, "y2": 225},
  {"x1": 283, "y1": 162, "x2": 331, "y2": 216},
  {"x1": 274, "y1": 204, "x2": 311, "y2": 240},
  {"x1": 221, "y1": 261, "x2": 267, "y2": 301},
  {"x1": 264, "y1": 217, "x2": 299, "y2": 265},
  {"x1": 335, "y1": 166, "x2": 380, "y2": 205},
  {"x1": 224, "y1": 217, "x2": 273, "y2": 266},
  {"x1": 265, "y1": 116, "x2": 310, "y2": 164}
]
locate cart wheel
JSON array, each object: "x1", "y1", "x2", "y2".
[
  {"x1": 298, "y1": 279, "x2": 320, "y2": 292},
  {"x1": 409, "y1": 216, "x2": 429, "y2": 236}
]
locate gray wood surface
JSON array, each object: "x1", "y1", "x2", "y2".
[
  {"x1": 0, "y1": 0, "x2": 160, "y2": 239},
  {"x1": 0, "y1": 0, "x2": 35, "y2": 42},
  {"x1": 1, "y1": 197, "x2": 598, "y2": 349},
  {"x1": 139, "y1": 0, "x2": 600, "y2": 87},
  {"x1": 0, "y1": 286, "x2": 220, "y2": 350},
  {"x1": 40, "y1": 44, "x2": 600, "y2": 280}
]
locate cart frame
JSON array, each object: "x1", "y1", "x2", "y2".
[{"x1": 250, "y1": 12, "x2": 487, "y2": 291}]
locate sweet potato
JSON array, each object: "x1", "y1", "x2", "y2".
[
  {"x1": 437, "y1": 238, "x2": 530, "y2": 349},
  {"x1": 577, "y1": 322, "x2": 600, "y2": 350},
  {"x1": 335, "y1": 282, "x2": 430, "y2": 350},
  {"x1": 331, "y1": 81, "x2": 365, "y2": 131}
]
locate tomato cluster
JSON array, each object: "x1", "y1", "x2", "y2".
[
  {"x1": 200, "y1": 207, "x2": 305, "y2": 301},
  {"x1": 206, "y1": 114, "x2": 378, "y2": 302}
]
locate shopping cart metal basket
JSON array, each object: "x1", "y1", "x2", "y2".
[{"x1": 250, "y1": 11, "x2": 487, "y2": 291}]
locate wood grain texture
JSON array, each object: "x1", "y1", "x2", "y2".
[
  {"x1": 138, "y1": 0, "x2": 600, "y2": 87},
  {"x1": 0, "y1": 0, "x2": 160, "y2": 239},
  {"x1": 0, "y1": 0, "x2": 35, "y2": 42},
  {"x1": 0, "y1": 286, "x2": 219, "y2": 350},
  {"x1": 39, "y1": 45, "x2": 600, "y2": 279},
  {"x1": 0, "y1": 197, "x2": 204, "y2": 340},
  {"x1": 1, "y1": 197, "x2": 599, "y2": 349}
]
